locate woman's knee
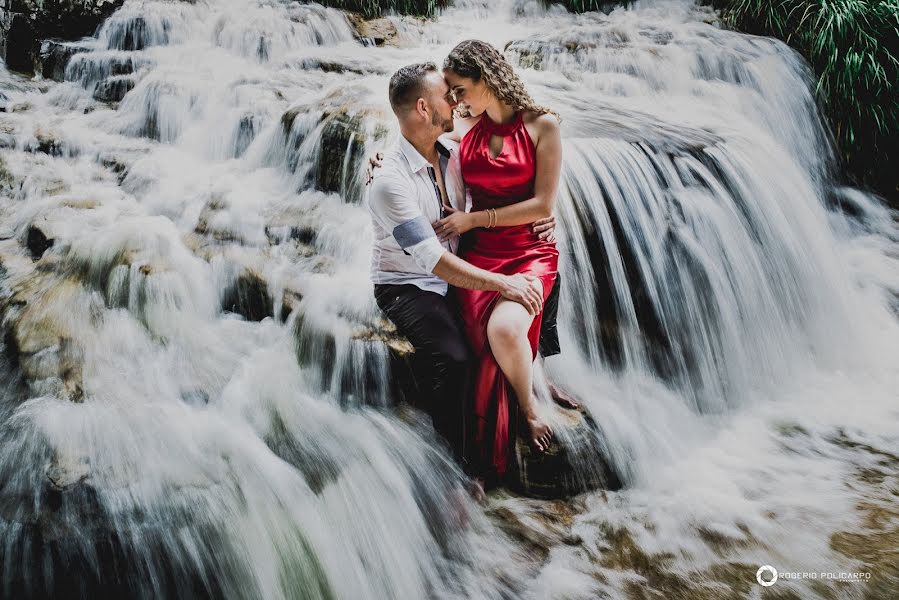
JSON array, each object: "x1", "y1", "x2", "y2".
[{"x1": 487, "y1": 306, "x2": 530, "y2": 348}]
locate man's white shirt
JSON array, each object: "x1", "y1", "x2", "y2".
[{"x1": 366, "y1": 135, "x2": 469, "y2": 296}]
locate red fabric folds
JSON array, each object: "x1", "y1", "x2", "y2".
[{"x1": 457, "y1": 112, "x2": 559, "y2": 479}]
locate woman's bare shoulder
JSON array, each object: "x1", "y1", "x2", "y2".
[
  {"x1": 523, "y1": 111, "x2": 559, "y2": 146},
  {"x1": 524, "y1": 111, "x2": 559, "y2": 130}
]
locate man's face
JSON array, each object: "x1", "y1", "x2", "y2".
[{"x1": 423, "y1": 72, "x2": 456, "y2": 134}]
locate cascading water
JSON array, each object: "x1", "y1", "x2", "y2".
[{"x1": 1, "y1": 0, "x2": 897, "y2": 598}]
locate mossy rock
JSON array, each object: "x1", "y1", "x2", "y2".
[{"x1": 512, "y1": 406, "x2": 621, "y2": 499}]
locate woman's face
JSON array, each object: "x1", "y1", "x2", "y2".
[{"x1": 443, "y1": 69, "x2": 491, "y2": 117}]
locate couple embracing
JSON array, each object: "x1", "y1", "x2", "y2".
[{"x1": 367, "y1": 40, "x2": 576, "y2": 492}]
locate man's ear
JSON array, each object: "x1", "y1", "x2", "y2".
[{"x1": 416, "y1": 97, "x2": 428, "y2": 118}]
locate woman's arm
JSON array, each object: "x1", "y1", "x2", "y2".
[{"x1": 490, "y1": 113, "x2": 561, "y2": 225}]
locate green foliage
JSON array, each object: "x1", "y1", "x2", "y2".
[
  {"x1": 541, "y1": 0, "x2": 633, "y2": 12},
  {"x1": 720, "y1": 0, "x2": 899, "y2": 203},
  {"x1": 316, "y1": 0, "x2": 446, "y2": 19}
]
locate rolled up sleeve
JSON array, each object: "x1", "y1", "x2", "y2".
[{"x1": 369, "y1": 174, "x2": 446, "y2": 273}]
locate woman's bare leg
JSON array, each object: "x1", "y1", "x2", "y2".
[{"x1": 487, "y1": 297, "x2": 553, "y2": 451}]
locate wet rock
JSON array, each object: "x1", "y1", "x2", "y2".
[
  {"x1": 279, "y1": 95, "x2": 388, "y2": 201},
  {"x1": 317, "y1": 106, "x2": 388, "y2": 200},
  {"x1": 40, "y1": 39, "x2": 90, "y2": 82},
  {"x1": 233, "y1": 113, "x2": 258, "y2": 158},
  {"x1": 1, "y1": 10, "x2": 36, "y2": 73},
  {"x1": 346, "y1": 14, "x2": 398, "y2": 46},
  {"x1": 1, "y1": 274, "x2": 86, "y2": 402},
  {"x1": 92, "y1": 74, "x2": 134, "y2": 102},
  {"x1": 30, "y1": 126, "x2": 65, "y2": 156},
  {"x1": 512, "y1": 406, "x2": 621, "y2": 499},
  {"x1": 26, "y1": 222, "x2": 54, "y2": 259},
  {"x1": 221, "y1": 268, "x2": 273, "y2": 322},
  {"x1": 505, "y1": 39, "x2": 597, "y2": 71},
  {"x1": 293, "y1": 311, "x2": 412, "y2": 407},
  {"x1": 264, "y1": 223, "x2": 316, "y2": 246},
  {"x1": 1, "y1": 0, "x2": 125, "y2": 74}
]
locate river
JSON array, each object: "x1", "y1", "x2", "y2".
[{"x1": 0, "y1": 0, "x2": 897, "y2": 598}]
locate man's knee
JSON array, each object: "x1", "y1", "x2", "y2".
[{"x1": 433, "y1": 338, "x2": 471, "y2": 376}]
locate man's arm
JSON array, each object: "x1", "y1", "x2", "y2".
[
  {"x1": 370, "y1": 173, "x2": 543, "y2": 315},
  {"x1": 433, "y1": 253, "x2": 543, "y2": 316}
]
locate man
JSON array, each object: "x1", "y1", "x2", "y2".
[{"x1": 366, "y1": 62, "x2": 569, "y2": 473}]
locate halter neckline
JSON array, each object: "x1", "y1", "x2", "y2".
[{"x1": 480, "y1": 111, "x2": 522, "y2": 137}]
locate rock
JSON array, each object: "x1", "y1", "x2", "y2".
[
  {"x1": 512, "y1": 406, "x2": 621, "y2": 499},
  {"x1": 316, "y1": 106, "x2": 388, "y2": 200},
  {"x1": 346, "y1": 14, "x2": 398, "y2": 46},
  {"x1": 92, "y1": 74, "x2": 134, "y2": 102},
  {"x1": 26, "y1": 222, "x2": 54, "y2": 259},
  {"x1": 31, "y1": 126, "x2": 65, "y2": 156},
  {"x1": 40, "y1": 39, "x2": 90, "y2": 82},
  {"x1": 1, "y1": 10, "x2": 35, "y2": 73},
  {"x1": 279, "y1": 96, "x2": 388, "y2": 201},
  {"x1": 221, "y1": 269, "x2": 273, "y2": 322},
  {"x1": 233, "y1": 113, "x2": 257, "y2": 158},
  {"x1": 1, "y1": 275, "x2": 86, "y2": 402},
  {"x1": 293, "y1": 311, "x2": 413, "y2": 406},
  {"x1": 1, "y1": 0, "x2": 125, "y2": 75}
]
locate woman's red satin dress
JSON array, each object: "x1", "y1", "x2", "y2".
[{"x1": 457, "y1": 111, "x2": 559, "y2": 481}]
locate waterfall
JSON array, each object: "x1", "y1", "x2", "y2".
[{"x1": 0, "y1": 0, "x2": 896, "y2": 598}]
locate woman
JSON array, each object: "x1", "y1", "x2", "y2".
[{"x1": 434, "y1": 40, "x2": 562, "y2": 486}]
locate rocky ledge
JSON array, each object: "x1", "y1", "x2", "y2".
[{"x1": 1, "y1": 0, "x2": 125, "y2": 74}]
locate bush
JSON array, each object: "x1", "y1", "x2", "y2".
[
  {"x1": 719, "y1": 0, "x2": 899, "y2": 204},
  {"x1": 316, "y1": 0, "x2": 446, "y2": 19},
  {"x1": 540, "y1": 0, "x2": 633, "y2": 12}
]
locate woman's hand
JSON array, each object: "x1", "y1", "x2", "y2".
[
  {"x1": 434, "y1": 207, "x2": 477, "y2": 242},
  {"x1": 364, "y1": 152, "x2": 384, "y2": 186},
  {"x1": 532, "y1": 215, "x2": 556, "y2": 241}
]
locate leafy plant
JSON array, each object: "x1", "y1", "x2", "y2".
[
  {"x1": 719, "y1": 0, "x2": 899, "y2": 203},
  {"x1": 540, "y1": 0, "x2": 633, "y2": 12},
  {"x1": 316, "y1": 0, "x2": 446, "y2": 19}
]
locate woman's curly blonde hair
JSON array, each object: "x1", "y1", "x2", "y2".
[{"x1": 443, "y1": 39, "x2": 560, "y2": 121}]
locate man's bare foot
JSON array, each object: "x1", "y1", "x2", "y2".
[
  {"x1": 527, "y1": 415, "x2": 553, "y2": 453},
  {"x1": 548, "y1": 382, "x2": 579, "y2": 410}
]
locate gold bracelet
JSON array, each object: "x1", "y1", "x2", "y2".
[{"x1": 489, "y1": 208, "x2": 497, "y2": 228}]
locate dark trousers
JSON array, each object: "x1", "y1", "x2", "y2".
[
  {"x1": 375, "y1": 284, "x2": 471, "y2": 468},
  {"x1": 374, "y1": 276, "x2": 563, "y2": 472}
]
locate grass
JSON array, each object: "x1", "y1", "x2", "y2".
[
  {"x1": 541, "y1": 0, "x2": 634, "y2": 11},
  {"x1": 315, "y1": 0, "x2": 446, "y2": 18},
  {"x1": 717, "y1": 0, "x2": 899, "y2": 204}
]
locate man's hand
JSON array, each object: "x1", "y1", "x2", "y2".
[
  {"x1": 532, "y1": 215, "x2": 556, "y2": 241},
  {"x1": 364, "y1": 152, "x2": 384, "y2": 186},
  {"x1": 434, "y1": 206, "x2": 476, "y2": 242},
  {"x1": 499, "y1": 274, "x2": 543, "y2": 316}
]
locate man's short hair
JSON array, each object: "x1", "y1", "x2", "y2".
[{"x1": 388, "y1": 62, "x2": 437, "y2": 117}]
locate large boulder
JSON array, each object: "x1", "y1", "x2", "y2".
[
  {"x1": 1, "y1": 0, "x2": 125, "y2": 75},
  {"x1": 345, "y1": 14, "x2": 398, "y2": 46},
  {"x1": 40, "y1": 39, "x2": 92, "y2": 82}
]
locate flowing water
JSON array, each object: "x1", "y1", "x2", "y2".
[{"x1": 1, "y1": 0, "x2": 897, "y2": 598}]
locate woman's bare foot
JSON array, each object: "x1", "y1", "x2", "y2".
[
  {"x1": 526, "y1": 414, "x2": 553, "y2": 453},
  {"x1": 548, "y1": 381, "x2": 579, "y2": 410},
  {"x1": 465, "y1": 477, "x2": 487, "y2": 503}
]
